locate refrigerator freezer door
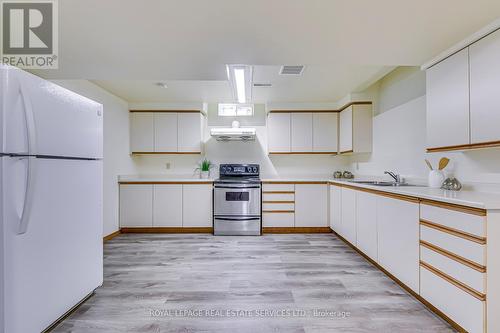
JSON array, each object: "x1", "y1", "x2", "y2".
[
  {"x1": 1, "y1": 156, "x2": 103, "y2": 333},
  {"x1": 1, "y1": 66, "x2": 103, "y2": 158}
]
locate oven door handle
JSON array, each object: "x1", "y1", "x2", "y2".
[
  {"x1": 214, "y1": 185, "x2": 261, "y2": 189},
  {"x1": 215, "y1": 217, "x2": 261, "y2": 221}
]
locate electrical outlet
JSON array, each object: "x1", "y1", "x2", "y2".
[{"x1": 165, "y1": 163, "x2": 171, "y2": 170}]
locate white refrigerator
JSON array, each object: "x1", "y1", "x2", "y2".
[{"x1": 0, "y1": 65, "x2": 103, "y2": 333}]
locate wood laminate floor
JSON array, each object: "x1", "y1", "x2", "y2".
[{"x1": 53, "y1": 234, "x2": 455, "y2": 333}]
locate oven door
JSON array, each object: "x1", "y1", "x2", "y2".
[{"x1": 214, "y1": 183, "x2": 261, "y2": 216}]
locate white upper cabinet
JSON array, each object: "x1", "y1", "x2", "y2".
[
  {"x1": 377, "y1": 196, "x2": 419, "y2": 292},
  {"x1": 154, "y1": 113, "x2": 178, "y2": 152},
  {"x1": 130, "y1": 111, "x2": 203, "y2": 154},
  {"x1": 295, "y1": 184, "x2": 328, "y2": 227},
  {"x1": 268, "y1": 113, "x2": 291, "y2": 153},
  {"x1": 178, "y1": 113, "x2": 202, "y2": 152},
  {"x1": 338, "y1": 104, "x2": 372, "y2": 154},
  {"x1": 291, "y1": 113, "x2": 313, "y2": 152},
  {"x1": 313, "y1": 113, "x2": 338, "y2": 152},
  {"x1": 339, "y1": 107, "x2": 353, "y2": 153},
  {"x1": 130, "y1": 112, "x2": 154, "y2": 152},
  {"x1": 469, "y1": 29, "x2": 500, "y2": 144},
  {"x1": 426, "y1": 48, "x2": 470, "y2": 149}
]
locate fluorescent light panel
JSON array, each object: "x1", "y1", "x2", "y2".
[{"x1": 226, "y1": 64, "x2": 252, "y2": 104}]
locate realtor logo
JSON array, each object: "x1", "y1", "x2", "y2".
[{"x1": 1, "y1": 0, "x2": 58, "y2": 68}]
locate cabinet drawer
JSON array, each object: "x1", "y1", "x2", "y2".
[
  {"x1": 420, "y1": 265, "x2": 485, "y2": 333},
  {"x1": 420, "y1": 224, "x2": 485, "y2": 265},
  {"x1": 420, "y1": 203, "x2": 486, "y2": 238},
  {"x1": 262, "y1": 193, "x2": 294, "y2": 202},
  {"x1": 420, "y1": 245, "x2": 485, "y2": 293},
  {"x1": 262, "y1": 203, "x2": 294, "y2": 211},
  {"x1": 262, "y1": 183, "x2": 295, "y2": 192},
  {"x1": 263, "y1": 212, "x2": 294, "y2": 227}
]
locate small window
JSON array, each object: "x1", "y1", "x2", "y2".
[{"x1": 218, "y1": 103, "x2": 254, "y2": 117}]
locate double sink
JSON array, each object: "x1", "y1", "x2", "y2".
[{"x1": 348, "y1": 180, "x2": 419, "y2": 187}]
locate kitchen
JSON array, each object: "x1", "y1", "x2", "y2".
[{"x1": 2, "y1": 1, "x2": 500, "y2": 332}]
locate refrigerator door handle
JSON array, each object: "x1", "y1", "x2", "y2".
[
  {"x1": 18, "y1": 156, "x2": 37, "y2": 234},
  {"x1": 19, "y1": 84, "x2": 37, "y2": 155}
]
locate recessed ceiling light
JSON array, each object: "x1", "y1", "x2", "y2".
[
  {"x1": 155, "y1": 82, "x2": 168, "y2": 88},
  {"x1": 226, "y1": 64, "x2": 253, "y2": 104}
]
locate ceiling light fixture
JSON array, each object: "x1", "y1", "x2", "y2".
[{"x1": 226, "y1": 64, "x2": 253, "y2": 104}]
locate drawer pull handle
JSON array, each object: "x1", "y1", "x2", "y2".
[
  {"x1": 420, "y1": 240, "x2": 486, "y2": 273},
  {"x1": 263, "y1": 201, "x2": 295, "y2": 204},
  {"x1": 262, "y1": 210, "x2": 295, "y2": 213},
  {"x1": 420, "y1": 219, "x2": 486, "y2": 245},
  {"x1": 420, "y1": 261, "x2": 486, "y2": 301}
]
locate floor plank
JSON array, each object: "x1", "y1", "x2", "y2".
[{"x1": 53, "y1": 234, "x2": 455, "y2": 333}]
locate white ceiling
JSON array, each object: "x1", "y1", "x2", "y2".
[{"x1": 33, "y1": 0, "x2": 500, "y2": 103}]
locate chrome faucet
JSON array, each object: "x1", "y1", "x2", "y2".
[{"x1": 384, "y1": 171, "x2": 401, "y2": 183}]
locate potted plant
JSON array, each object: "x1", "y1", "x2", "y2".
[{"x1": 196, "y1": 159, "x2": 214, "y2": 179}]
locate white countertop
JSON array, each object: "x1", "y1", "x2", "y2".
[
  {"x1": 118, "y1": 174, "x2": 500, "y2": 210},
  {"x1": 118, "y1": 174, "x2": 215, "y2": 183}
]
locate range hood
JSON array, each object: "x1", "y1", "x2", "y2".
[{"x1": 210, "y1": 121, "x2": 256, "y2": 141}]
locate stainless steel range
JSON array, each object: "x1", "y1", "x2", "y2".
[{"x1": 213, "y1": 164, "x2": 261, "y2": 236}]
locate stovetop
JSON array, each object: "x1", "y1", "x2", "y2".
[{"x1": 215, "y1": 164, "x2": 260, "y2": 184}]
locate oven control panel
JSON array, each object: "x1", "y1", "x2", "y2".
[{"x1": 219, "y1": 164, "x2": 260, "y2": 176}]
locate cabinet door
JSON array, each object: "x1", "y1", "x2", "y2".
[
  {"x1": 339, "y1": 107, "x2": 353, "y2": 153},
  {"x1": 356, "y1": 191, "x2": 377, "y2": 260},
  {"x1": 291, "y1": 113, "x2": 313, "y2": 152},
  {"x1": 178, "y1": 113, "x2": 201, "y2": 152},
  {"x1": 154, "y1": 113, "x2": 178, "y2": 152},
  {"x1": 130, "y1": 113, "x2": 154, "y2": 152},
  {"x1": 329, "y1": 185, "x2": 342, "y2": 232},
  {"x1": 377, "y1": 196, "x2": 419, "y2": 292},
  {"x1": 295, "y1": 184, "x2": 328, "y2": 227},
  {"x1": 268, "y1": 113, "x2": 291, "y2": 152},
  {"x1": 183, "y1": 184, "x2": 213, "y2": 227},
  {"x1": 153, "y1": 185, "x2": 182, "y2": 227},
  {"x1": 340, "y1": 187, "x2": 356, "y2": 245},
  {"x1": 119, "y1": 185, "x2": 153, "y2": 227},
  {"x1": 313, "y1": 113, "x2": 338, "y2": 152},
  {"x1": 470, "y1": 29, "x2": 500, "y2": 144},
  {"x1": 426, "y1": 48, "x2": 470, "y2": 149}
]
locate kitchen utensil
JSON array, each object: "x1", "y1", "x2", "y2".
[
  {"x1": 425, "y1": 159, "x2": 433, "y2": 170},
  {"x1": 441, "y1": 177, "x2": 462, "y2": 191},
  {"x1": 438, "y1": 157, "x2": 450, "y2": 170},
  {"x1": 428, "y1": 170, "x2": 445, "y2": 188}
]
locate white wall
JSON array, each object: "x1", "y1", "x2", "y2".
[
  {"x1": 349, "y1": 67, "x2": 500, "y2": 192},
  {"x1": 51, "y1": 80, "x2": 136, "y2": 236}
]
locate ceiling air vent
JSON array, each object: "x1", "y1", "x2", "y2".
[{"x1": 279, "y1": 65, "x2": 305, "y2": 75}]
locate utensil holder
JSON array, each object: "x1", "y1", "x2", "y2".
[{"x1": 428, "y1": 170, "x2": 445, "y2": 188}]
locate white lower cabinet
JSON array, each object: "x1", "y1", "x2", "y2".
[
  {"x1": 120, "y1": 183, "x2": 212, "y2": 228},
  {"x1": 329, "y1": 185, "x2": 341, "y2": 232},
  {"x1": 356, "y1": 191, "x2": 378, "y2": 261},
  {"x1": 119, "y1": 185, "x2": 153, "y2": 227},
  {"x1": 153, "y1": 185, "x2": 182, "y2": 227},
  {"x1": 295, "y1": 184, "x2": 328, "y2": 227},
  {"x1": 377, "y1": 196, "x2": 419, "y2": 292},
  {"x1": 420, "y1": 267, "x2": 484, "y2": 333},
  {"x1": 182, "y1": 184, "x2": 213, "y2": 227},
  {"x1": 340, "y1": 187, "x2": 356, "y2": 245},
  {"x1": 263, "y1": 213, "x2": 294, "y2": 227}
]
